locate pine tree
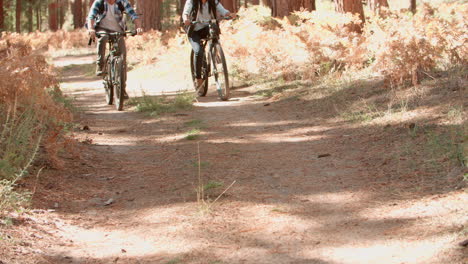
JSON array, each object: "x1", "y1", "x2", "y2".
[
  {"x1": 73, "y1": 0, "x2": 83, "y2": 29},
  {"x1": 15, "y1": 0, "x2": 21, "y2": 32}
]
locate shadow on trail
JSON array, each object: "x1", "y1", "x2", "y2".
[
  {"x1": 41, "y1": 59, "x2": 466, "y2": 264},
  {"x1": 42, "y1": 251, "x2": 336, "y2": 264}
]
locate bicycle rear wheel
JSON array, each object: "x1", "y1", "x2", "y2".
[
  {"x1": 211, "y1": 43, "x2": 229, "y2": 101},
  {"x1": 112, "y1": 57, "x2": 125, "y2": 111},
  {"x1": 104, "y1": 59, "x2": 113, "y2": 105},
  {"x1": 190, "y1": 50, "x2": 209, "y2": 97}
]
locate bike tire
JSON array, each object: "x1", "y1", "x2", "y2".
[
  {"x1": 112, "y1": 57, "x2": 125, "y2": 111},
  {"x1": 211, "y1": 43, "x2": 229, "y2": 101},
  {"x1": 104, "y1": 59, "x2": 113, "y2": 105},
  {"x1": 190, "y1": 50, "x2": 209, "y2": 97}
]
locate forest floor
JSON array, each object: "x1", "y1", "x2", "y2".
[{"x1": 1, "y1": 52, "x2": 467, "y2": 264}]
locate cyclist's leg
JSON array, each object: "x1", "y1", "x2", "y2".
[
  {"x1": 95, "y1": 28, "x2": 109, "y2": 76},
  {"x1": 188, "y1": 28, "x2": 209, "y2": 81}
]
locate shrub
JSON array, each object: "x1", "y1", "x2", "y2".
[
  {"x1": 0, "y1": 36, "x2": 72, "y2": 216},
  {"x1": 221, "y1": 3, "x2": 466, "y2": 86}
]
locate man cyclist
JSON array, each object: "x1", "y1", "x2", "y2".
[
  {"x1": 182, "y1": 0, "x2": 236, "y2": 89},
  {"x1": 87, "y1": 0, "x2": 143, "y2": 98}
]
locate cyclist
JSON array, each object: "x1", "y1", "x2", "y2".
[
  {"x1": 86, "y1": 0, "x2": 143, "y2": 98},
  {"x1": 182, "y1": 0, "x2": 236, "y2": 89}
]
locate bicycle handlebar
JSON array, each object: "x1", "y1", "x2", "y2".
[
  {"x1": 190, "y1": 16, "x2": 234, "y2": 25},
  {"x1": 88, "y1": 30, "x2": 137, "y2": 46},
  {"x1": 96, "y1": 30, "x2": 137, "y2": 37}
]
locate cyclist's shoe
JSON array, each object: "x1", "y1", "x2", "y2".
[{"x1": 96, "y1": 65, "x2": 104, "y2": 76}]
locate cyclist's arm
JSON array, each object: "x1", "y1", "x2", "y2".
[
  {"x1": 87, "y1": 0, "x2": 100, "y2": 22},
  {"x1": 182, "y1": 0, "x2": 193, "y2": 25},
  {"x1": 121, "y1": 0, "x2": 143, "y2": 34},
  {"x1": 122, "y1": 0, "x2": 139, "y2": 21}
]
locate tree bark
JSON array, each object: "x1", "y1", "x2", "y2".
[
  {"x1": 368, "y1": 0, "x2": 388, "y2": 13},
  {"x1": 82, "y1": 0, "x2": 88, "y2": 25},
  {"x1": 267, "y1": 0, "x2": 316, "y2": 17},
  {"x1": 36, "y1": 3, "x2": 41, "y2": 31},
  {"x1": 15, "y1": 0, "x2": 21, "y2": 32},
  {"x1": 177, "y1": 0, "x2": 186, "y2": 15},
  {"x1": 58, "y1": 0, "x2": 66, "y2": 29},
  {"x1": 303, "y1": 0, "x2": 316, "y2": 11},
  {"x1": 290, "y1": 0, "x2": 316, "y2": 11},
  {"x1": 410, "y1": 0, "x2": 416, "y2": 14},
  {"x1": 49, "y1": 2, "x2": 58, "y2": 31},
  {"x1": 73, "y1": 0, "x2": 83, "y2": 29},
  {"x1": 278, "y1": 0, "x2": 289, "y2": 16},
  {"x1": 0, "y1": 0, "x2": 4, "y2": 31},
  {"x1": 220, "y1": 0, "x2": 237, "y2": 13},
  {"x1": 334, "y1": 0, "x2": 365, "y2": 33},
  {"x1": 137, "y1": 0, "x2": 162, "y2": 31},
  {"x1": 27, "y1": 0, "x2": 32, "y2": 32}
]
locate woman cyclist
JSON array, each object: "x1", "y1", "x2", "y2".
[{"x1": 182, "y1": 0, "x2": 236, "y2": 89}]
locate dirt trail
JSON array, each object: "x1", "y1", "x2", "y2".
[{"x1": 9, "y1": 55, "x2": 466, "y2": 264}]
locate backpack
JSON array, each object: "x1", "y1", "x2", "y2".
[
  {"x1": 97, "y1": 0, "x2": 125, "y2": 15},
  {"x1": 182, "y1": 0, "x2": 219, "y2": 36},
  {"x1": 85, "y1": 0, "x2": 126, "y2": 29}
]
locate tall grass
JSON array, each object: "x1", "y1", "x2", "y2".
[
  {"x1": 127, "y1": 92, "x2": 194, "y2": 116},
  {"x1": 0, "y1": 36, "x2": 73, "y2": 216}
]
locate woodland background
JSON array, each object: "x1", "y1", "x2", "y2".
[{"x1": 1, "y1": 0, "x2": 419, "y2": 33}]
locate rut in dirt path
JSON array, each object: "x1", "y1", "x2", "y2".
[{"x1": 41, "y1": 55, "x2": 467, "y2": 264}]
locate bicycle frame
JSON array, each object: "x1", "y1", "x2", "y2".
[
  {"x1": 96, "y1": 31, "x2": 136, "y2": 110},
  {"x1": 194, "y1": 18, "x2": 224, "y2": 51},
  {"x1": 190, "y1": 17, "x2": 231, "y2": 100}
]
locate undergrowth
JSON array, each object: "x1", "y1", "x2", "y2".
[
  {"x1": 223, "y1": 3, "x2": 466, "y2": 87},
  {"x1": 0, "y1": 1, "x2": 465, "y2": 216},
  {"x1": 0, "y1": 37, "x2": 73, "y2": 216},
  {"x1": 127, "y1": 92, "x2": 194, "y2": 116}
]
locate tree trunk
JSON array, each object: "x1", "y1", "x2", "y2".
[
  {"x1": 27, "y1": 0, "x2": 32, "y2": 32},
  {"x1": 137, "y1": 0, "x2": 162, "y2": 31},
  {"x1": 251, "y1": 0, "x2": 259, "y2": 5},
  {"x1": 291, "y1": 0, "x2": 316, "y2": 11},
  {"x1": 368, "y1": 0, "x2": 388, "y2": 13},
  {"x1": 220, "y1": 0, "x2": 237, "y2": 13},
  {"x1": 177, "y1": 0, "x2": 186, "y2": 15},
  {"x1": 73, "y1": 0, "x2": 83, "y2": 29},
  {"x1": 0, "y1": 0, "x2": 4, "y2": 31},
  {"x1": 82, "y1": 0, "x2": 88, "y2": 25},
  {"x1": 268, "y1": 0, "x2": 316, "y2": 17},
  {"x1": 278, "y1": 0, "x2": 290, "y2": 17},
  {"x1": 410, "y1": 0, "x2": 416, "y2": 14},
  {"x1": 58, "y1": 0, "x2": 66, "y2": 29},
  {"x1": 36, "y1": 3, "x2": 41, "y2": 31},
  {"x1": 334, "y1": 0, "x2": 365, "y2": 33},
  {"x1": 49, "y1": 2, "x2": 58, "y2": 31},
  {"x1": 302, "y1": 0, "x2": 316, "y2": 11},
  {"x1": 16, "y1": 0, "x2": 21, "y2": 32}
]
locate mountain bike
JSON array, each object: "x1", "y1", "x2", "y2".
[
  {"x1": 96, "y1": 31, "x2": 136, "y2": 111},
  {"x1": 190, "y1": 18, "x2": 231, "y2": 101}
]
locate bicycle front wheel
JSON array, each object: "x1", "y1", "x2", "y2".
[
  {"x1": 112, "y1": 57, "x2": 125, "y2": 111},
  {"x1": 211, "y1": 43, "x2": 229, "y2": 101},
  {"x1": 190, "y1": 50, "x2": 209, "y2": 97},
  {"x1": 104, "y1": 59, "x2": 113, "y2": 105}
]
